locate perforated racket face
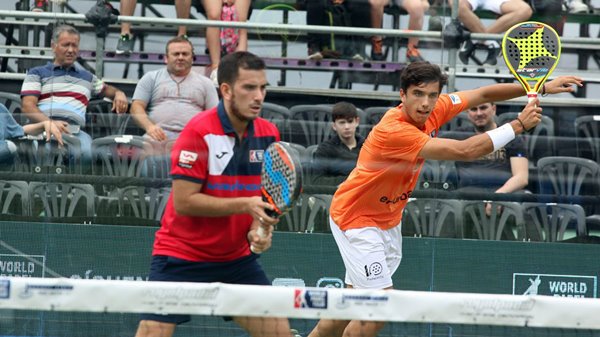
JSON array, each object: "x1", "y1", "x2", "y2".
[
  {"x1": 502, "y1": 21, "x2": 561, "y2": 93},
  {"x1": 261, "y1": 142, "x2": 303, "y2": 217}
]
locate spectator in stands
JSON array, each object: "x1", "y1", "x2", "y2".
[
  {"x1": 116, "y1": 0, "x2": 193, "y2": 55},
  {"x1": 130, "y1": 36, "x2": 219, "y2": 142},
  {"x1": 369, "y1": 0, "x2": 430, "y2": 62},
  {"x1": 450, "y1": 102, "x2": 529, "y2": 215},
  {"x1": 313, "y1": 101, "x2": 365, "y2": 186},
  {"x1": 200, "y1": 0, "x2": 251, "y2": 86},
  {"x1": 134, "y1": 51, "x2": 293, "y2": 337},
  {"x1": 452, "y1": 0, "x2": 532, "y2": 65},
  {"x1": 0, "y1": 103, "x2": 65, "y2": 165},
  {"x1": 306, "y1": 61, "x2": 582, "y2": 337},
  {"x1": 20, "y1": 24, "x2": 128, "y2": 165},
  {"x1": 306, "y1": 0, "x2": 371, "y2": 60}
]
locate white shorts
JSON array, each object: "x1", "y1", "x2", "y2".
[
  {"x1": 330, "y1": 217, "x2": 403, "y2": 289},
  {"x1": 467, "y1": 0, "x2": 509, "y2": 14}
]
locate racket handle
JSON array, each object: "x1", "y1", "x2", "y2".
[
  {"x1": 250, "y1": 226, "x2": 266, "y2": 254},
  {"x1": 527, "y1": 92, "x2": 538, "y2": 103}
]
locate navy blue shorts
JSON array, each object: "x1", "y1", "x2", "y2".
[{"x1": 140, "y1": 254, "x2": 270, "y2": 324}]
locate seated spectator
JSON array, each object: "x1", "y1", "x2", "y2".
[
  {"x1": 369, "y1": 0, "x2": 429, "y2": 62},
  {"x1": 451, "y1": 0, "x2": 532, "y2": 65},
  {"x1": 1, "y1": 103, "x2": 65, "y2": 165},
  {"x1": 21, "y1": 25, "x2": 128, "y2": 165},
  {"x1": 130, "y1": 36, "x2": 219, "y2": 141},
  {"x1": 313, "y1": 101, "x2": 365, "y2": 186},
  {"x1": 449, "y1": 102, "x2": 529, "y2": 215},
  {"x1": 116, "y1": 0, "x2": 193, "y2": 55},
  {"x1": 200, "y1": 0, "x2": 251, "y2": 86},
  {"x1": 306, "y1": 0, "x2": 371, "y2": 60}
]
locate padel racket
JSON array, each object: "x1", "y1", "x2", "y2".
[
  {"x1": 502, "y1": 21, "x2": 561, "y2": 102},
  {"x1": 251, "y1": 141, "x2": 303, "y2": 253}
]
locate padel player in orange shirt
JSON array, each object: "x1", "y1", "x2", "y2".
[{"x1": 308, "y1": 62, "x2": 583, "y2": 337}]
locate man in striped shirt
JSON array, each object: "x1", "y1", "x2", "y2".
[{"x1": 20, "y1": 24, "x2": 128, "y2": 165}]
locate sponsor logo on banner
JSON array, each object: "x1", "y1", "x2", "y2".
[
  {"x1": 0, "y1": 279, "x2": 10, "y2": 299},
  {"x1": 249, "y1": 149, "x2": 264, "y2": 163},
  {"x1": 141, "y1": 286, "x2": 220, "y2": 308},
  {"x1": 316, "y1": 277, "x2": 344, "y2": 288},
  {"x1": 460, "y1": 297, "x2": 535, "y2": 320},
  {"x1": 513, "y1": 273, "x2": 597, "y2": 298},
  {"x1": 294, "y1": 289, "x2": 327, "y2": 309},
  {"x1": 273, "y1": 278, "x2": 306, "y2": 287},
  {"x1": 0, "y1": 254, "x2": 45, "y2": 277},
  {"x1": 70, "y1": 269, "x2": 148, "y2": 281},
  {"x1": 449, "y1": 94, "x2": 462, "y2": 105},
  {"x1": 19, "y1": 283, "x2": 74, "y2": 299},
  {"x1": 335, "y1": 294, "x2": 389, "y2": 310}
]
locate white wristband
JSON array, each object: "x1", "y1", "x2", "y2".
[{"x1": 486, "y1": 123, "x2": 515, "y2": 152}]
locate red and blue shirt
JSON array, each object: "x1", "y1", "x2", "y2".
[
  {"x1": 20, "y1": 62, "x2": 105, "y2": 126},
  {"x1": 153, "y1": 102, "x2": 280, "y2": 262}
]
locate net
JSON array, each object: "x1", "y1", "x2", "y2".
[{"x1": 1, "y1": 276, "x2": 600, "y2": 337}]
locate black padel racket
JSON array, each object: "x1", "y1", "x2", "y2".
[
  {"x1": 251, "y1": 142, "x2": 303, "y2": 253},
  {"x1": 502, "y1": 21, "x2": 561, "y2": 102}
]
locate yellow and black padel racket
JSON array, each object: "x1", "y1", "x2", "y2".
[{"x1": 502, "y1": 21, "x2": 561, "y2": 102}]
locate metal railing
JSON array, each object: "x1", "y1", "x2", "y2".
[{"x1": 1, "y1": 8, "x2": 600, "y2": 103}]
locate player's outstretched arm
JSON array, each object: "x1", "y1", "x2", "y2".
[{"x1": 420, "y1": 99, "x2": 542, "y2": 161}]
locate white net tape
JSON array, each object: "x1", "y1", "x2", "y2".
[{"x1": 1, "y1": 277, "x2": 600, "y2": 330}]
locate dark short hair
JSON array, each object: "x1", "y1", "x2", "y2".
[
  {"x1": 217, "y1": 51, "x2": 266, "y2": 86},
  {"x1": 165, "y1": 36, "x2": 194, "y2": 55},
  {"x1": 332, "y1": 101, "x2": 358, "y2": 121},
  {"x1": 399, "y1": 61, "x2": 448, "y2": 93}
]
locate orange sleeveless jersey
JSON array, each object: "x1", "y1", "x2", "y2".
[{"x1": 330, "y1": 93, "x2": 469, "y2": 231}]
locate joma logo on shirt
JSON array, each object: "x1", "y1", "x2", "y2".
[{"x1": 379, "y1": 190, "x2": 412, "y2": 204}]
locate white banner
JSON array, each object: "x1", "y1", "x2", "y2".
[{"x1": 1, "y1": 277, "x2": 600, "y2": 330}]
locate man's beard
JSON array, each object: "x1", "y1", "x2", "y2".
[{"x1": 229, "y1": 92, "x2": 256, "y2": 123}]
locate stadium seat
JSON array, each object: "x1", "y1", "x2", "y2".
[
  {"x1": 362, "y1": 106, "x2": 391, "y2": 136},
  {"x1": 574, "y1": 115, "x2": 600, "y2": 164},
  {"x1": 279, "y1": 193, "x2": 331, "y2": 233},
  {"x1": 119, "y1": 185, "x2": 171, "y2": 223},
  {"x1": 364, "y1": 106, "x2": 392, "y2": 125},
  {"x1": 402, "y1": 198, "x2": 464, "y2": 238},
  {"x1": 0, "y1": 91, "x2": 25, "y2": 123},
  {"x1": 13, "y1": 134, "x2": 83, "y2": 174},
  {"x1": 289, "y1": 105, "x2": 334, "y2": 147},
  {"x1": 536, "y1": 156, "x2": 600, "y2": 216},
  {"x1": 92, "y1": 135, "x2": 150, "y2": 178},
  {"x1": 522, "y1": 202, "x2": 587, "y2": 242},
  {"x1": 0, "y1": 180, "x2": 30, "y2": 216},
  {"x1": 536, "y1": 156, "x2": 599, "y2": 196},
  {"x1": 416, "y1": 159, "x2": 458, "y2": 191},
  {"x1": 462, "y1": 201, "x2": 525, "y2": 240},
  {"x1": 86, "y1": 99, "x2": 133, "y2": 138},
  {"x1": 29, "y1": 182, "x2": 95, "y2": 219},
  {"x1": 261, "y1": 102, "x2": 291, "y2": 141}
]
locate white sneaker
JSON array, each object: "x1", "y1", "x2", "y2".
[
  {"x1": 210, "y1": 68, "x2": 218, "y2": 87},
  {"x1": 351, "y1": 53, "x2": 364, "y2": 61},
  {"x1": 308, "y1": 51, "x2": 323, "y2": 60},
  {"x1": 569, "y1": 0, "x2": 589, "y2": 13}
]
